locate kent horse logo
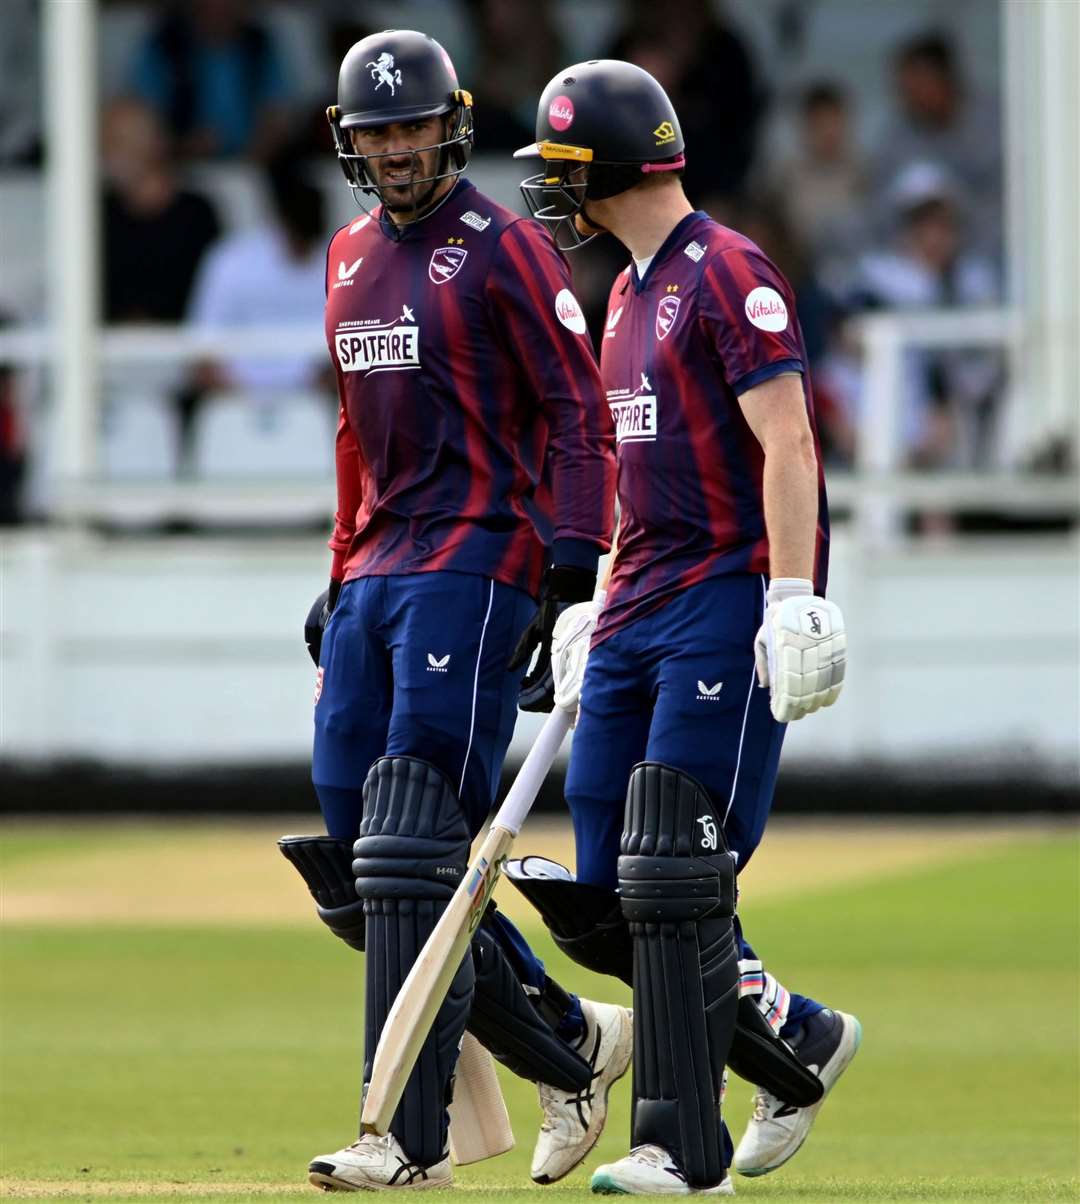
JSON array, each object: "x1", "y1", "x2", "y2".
[
  {"x1": 656, "y1": 294, "x2": 681, "y2": 341},
  {"x1": 367, "y1": 52, "x2": 402, "y2": 95},
  {"x1": 429, "y1": 245, "x2": 468, "y2": 284}
]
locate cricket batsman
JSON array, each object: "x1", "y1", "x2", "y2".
[
  {"x1": 509, "y1": 60, "x2": 860, "y2": 1194},
  {"x1": 279, "y1": 31, "x2": 630, "y2": 1192}
]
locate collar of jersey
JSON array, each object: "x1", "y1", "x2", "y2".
[
  {"x1": 631, "y1": 210, "x2": 710, "y2": 293},
  {"x1": 376, "y1": 177, "x2": 475, "y2": 240}
]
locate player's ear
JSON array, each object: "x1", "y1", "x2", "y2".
[{"x1": 575, "y1": 210, "x2": 607, "y2": 237}]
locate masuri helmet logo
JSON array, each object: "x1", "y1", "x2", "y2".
[{"x1": 653, "y1": 120, "x2": 676, "y2": 145}]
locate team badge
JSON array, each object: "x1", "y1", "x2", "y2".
[
  {"x1": 367, "y1": 52, "x2": 402, "y2": 95},
  {"x1": 655, "y1": 294, "x2": 681, "y2": 341},
  {"x1": 428, "y1": 245, "x2": 468, "y2": 284}
]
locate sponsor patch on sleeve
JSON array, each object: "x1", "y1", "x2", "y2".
[
  {"x1": 744, "y1": 286, "x2": 789, "y2": 332},
  {"x1": 555, "y1": 288, "x2": 588, "y2": 334}
]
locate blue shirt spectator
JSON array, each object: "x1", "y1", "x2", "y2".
[{"x1": 130, "y1": 0, "x2": 292, "y2": 160}]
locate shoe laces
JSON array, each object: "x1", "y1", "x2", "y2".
[
  {"x1": 345, "y1": 1133, "x2": 388, "y2": 1154},
  {"x1": 631, "y1": 1145, "x2": 671, "y2": 1169},
  {"x1": 751, "y1": 1087, "x2": 777, "y2": 1123},
  {"x1": 537, "y1": 1082, "x2": 560, "y2": 1132}
]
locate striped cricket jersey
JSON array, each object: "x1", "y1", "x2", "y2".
[
  {"x1": 324, "y1": 178, "x2": 615, "y2": 596},
  {"x1": 594, "y1": 210, "x2": 829, "y2": 644}
]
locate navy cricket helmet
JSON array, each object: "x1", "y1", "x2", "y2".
[
  {"x1": 515, "y1": 59, "x2": 685, "y2": 248},
  {"x1": 327, "y1": 29, "x2": 474, "y2": 214}
]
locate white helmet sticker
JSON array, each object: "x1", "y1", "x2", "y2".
[
  {"x1": 555, "y1": 288, "x2": 588, "y2": 334},
  {"x1": 367, "y1": 52, "x2": 403, "y2": 96},
  {"x1": 744, "y1": 286, "x2": 788, "y2": 332}
]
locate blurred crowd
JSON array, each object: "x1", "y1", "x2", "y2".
[{"x1": 0, "y1": 0, "x2": 1013, "y2": 524}]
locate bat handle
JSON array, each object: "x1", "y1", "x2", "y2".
[{"x1": 493, "y1": 709, "x2": 571, "y2": 837}]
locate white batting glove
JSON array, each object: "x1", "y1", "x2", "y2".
[
  {"x1": 551, "y1": 594, "x2": 604, "y2": 725},
  {"x1": 754, "y1": 578, "x2": 846, "y2": 723}
]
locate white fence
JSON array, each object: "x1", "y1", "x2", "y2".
[
  {"x1": 2, "y1": 525, "x2": 1077, "y2": 770},
  {"x1": 0, "y1": 311, "x2": 1075, "y2": 531}
]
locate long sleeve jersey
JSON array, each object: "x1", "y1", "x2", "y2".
[{"x1": 324, "y1": 179, "x2": 616, "y2": 597}]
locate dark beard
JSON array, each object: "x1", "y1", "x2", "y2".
[{"x1": 380, "y1": 176, "x2": 441, "y2": 217}]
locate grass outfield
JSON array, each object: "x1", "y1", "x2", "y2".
[{"x1": 1, "y1": 819, "x2": 1077, "y2": 1203}]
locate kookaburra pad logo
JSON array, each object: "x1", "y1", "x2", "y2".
[
  {"x1": 696, "y1": 814, "x2": 718, "y2": 851},
  {"x1": 367, "y1": 52, "x2": 402, "y2": 95}
]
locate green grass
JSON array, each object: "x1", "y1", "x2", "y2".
[{"x1": 1, "y1": 828, "x2": 1077, "y2": 1203}]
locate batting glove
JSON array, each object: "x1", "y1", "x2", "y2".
[
  {"x1": 550, "y1": 594, "x2": 605, "y2": 725},
  {"x1": 304, "y1": 578, "x2": 342, "y2": 667},
  {"x1": 754, "y1": 577, "x2": 846, "y2": 723},
  {"x1": 509, "y1": 565, "x2": 597, "y2": 712}
]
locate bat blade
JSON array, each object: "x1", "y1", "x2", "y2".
[
  {"x1": 360, "y1": 823, "x2": 514, "y2": 1135},
  {"x1": 360, "y1": 709, "x2": 571, "y2": 1136},
  {"x1": 447, "y1": 1032, "x2": 514, "y2": 1165}
]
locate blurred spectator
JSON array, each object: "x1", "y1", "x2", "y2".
[
  {"x1": 293, "y1": 20, "x2": 375, "y2": 160},
  {"x1": 0, "y1": 0, "x2": 42, "y2": 165},
  {"x1": 102, "y1": 98, "x2": 221, "y2": 322},
  {"x1": 0, "y1": 313, "x2": 27, "y2": 523},
  {"x1": 608, "y1": 0, "x2": 765, "y2": 203},
  {"x1": 875, "y1": 31, "x2": 1001, "y2": 257},
  {"x1": 186, "y1": 158, "x2": 327, "y2": 396},
  {"x1": 851, "y1": 162, "x2": 1002, "y2": 471},
  {"x1": 462, "y1": 0, "x2": 567, "y2": 151},
  {"x1": 732, "y1": 201, "x2": 855, "y2": 463},
  {"x1": 765, "y1": 82, "x2": 870, "y2": 297},
  {"x1": 129, "y1": 0, "x2": 293, "y2": 160}
]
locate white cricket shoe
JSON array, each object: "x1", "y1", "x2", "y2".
[
  {"x1": 732, "y1": 1008, "x2": 861, "y2": 1177},
  {"x1": 531, "y1": 998, "x2": 634, "y2": 1183},
  {"x1": 308, "y1": 1132, "x2": 451, "y2": 1192},
  {"x1": 591, "y1": 1145, "x2": 734, "y2": 1195}
]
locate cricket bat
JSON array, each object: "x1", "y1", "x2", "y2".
[
  {"x1": 360, "y1": 707, "x2": 572, "y2": 1138},
  {"x1": 446, "y1": 1033, "x2": 514, "y2": 1164}
]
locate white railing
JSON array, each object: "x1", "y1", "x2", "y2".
[
  {"x1": 846, "y1": 306, "x2": 1056, "y2": 541},
  {"x1": 0, "y1": 312, "x2": 1075, "y2": 538}
]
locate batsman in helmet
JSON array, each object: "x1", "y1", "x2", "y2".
[
  {"x1": 511, "y1": 60, "x2": 860, "y2": 1195},
  {"x1": 281, "y1": 31, "x2": 629, "y2": 1192}
]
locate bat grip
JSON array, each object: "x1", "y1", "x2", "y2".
[{"x1": 491, "y1": 709, "x2": 571, "y2": 836}]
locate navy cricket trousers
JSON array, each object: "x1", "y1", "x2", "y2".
[
  {"x1": 565, "y1": 572, "x2": 824, "y2": 1032},
  {"x1": 311, "y1": 570, "x2": 564, "y2": 1002}
]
